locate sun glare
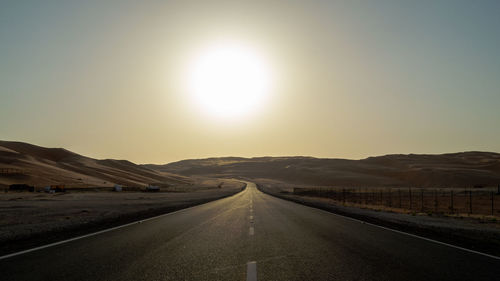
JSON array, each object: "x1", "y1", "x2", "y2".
[{"x1": 187, "y1": 42, "x2": 272, "y2": 118}]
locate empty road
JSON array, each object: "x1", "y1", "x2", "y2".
[{"x1": 1, "y1": 182, "x2": 499, "y2": 280}]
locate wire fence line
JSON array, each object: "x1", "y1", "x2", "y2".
[{"x1": 293, "y1": 187, "x2": 500, "y2": 217}]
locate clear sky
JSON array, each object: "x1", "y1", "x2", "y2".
[{"x1": 1, "y1": 0, "x2": 500, "y2": 164}]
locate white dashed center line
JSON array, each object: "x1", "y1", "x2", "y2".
[
  {"x1": 246, "y1": 261, "x2": 257, "y2": 281},
  {"x1": 249, "y1": 226, "x2": 254, "y2": 235}
]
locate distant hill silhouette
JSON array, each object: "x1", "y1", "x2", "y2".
[
  {"x1": 0, "y1": 141, "x2": 189, "y2": 188},
  {"x1": 145, "y1": 153, "x2": 500, "y2": 188},
  {"x1": 3, "y1": 140, "x2": 499, "y2": 188}
]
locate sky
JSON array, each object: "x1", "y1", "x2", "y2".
[{"x1": 1, "y1": 0, "x2": 500, "y2": 164}]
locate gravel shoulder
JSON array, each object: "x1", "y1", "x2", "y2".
[
  {"x1": 256, "y1": 183, "x2": 500, "y2": 257},
  {"x1": 0, "y1": 179, "x2": 246, "y2": 255}
]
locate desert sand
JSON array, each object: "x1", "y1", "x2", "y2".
[
  {"x1": 148, "y1": 153, "x2": 500, "y2": 188},
  {"x1": 0, "y1": 141, "x2": 189, "y2": 189}
]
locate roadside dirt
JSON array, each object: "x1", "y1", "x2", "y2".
[
  {"x1": 0, "y1": 179, "x2": 245, "y2": 255},
  {"x1": 256, "y1": 182, "x2": 500, "y2": 257}
]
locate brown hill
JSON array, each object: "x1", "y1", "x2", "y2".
[
  {"x1": 0, "y1": 141, "x2": 189, "y2": 188},
  {"x1": 146, "y1": 153, "x2": 500, "y2": 188}
]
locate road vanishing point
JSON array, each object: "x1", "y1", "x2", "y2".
[{"x1": 0, "y1": 182, "x2": 499, "y2": 280}]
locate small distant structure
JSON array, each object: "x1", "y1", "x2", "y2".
[
  {"x1": 9, "y1": 184, "x2": 34, "y2": 192},
  {"x1": 43, "y1": 185, "x2": 65, "y2": 193},
  {"x1": 113, "y1": 184, "x2": 123, "y2": 192},
  {"x1": 146, "y1": 185, "x2": 160, "y2": 192},
  {"x1": 0, "y1": 168, "x2": 23, "y2": 175},
  {"x1": 52, "y1": 184, "x2": 66, "y2": 192}
]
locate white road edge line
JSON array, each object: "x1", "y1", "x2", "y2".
[
  {"x1": 0, "y1": 185, "x2": 248, "y2": 261},
  {"x1": 246, "y1": 261, "x2": 257, "y2": 281},
  {"x1": 272, "y1": 193, "x2": 500, "y2": 260}
]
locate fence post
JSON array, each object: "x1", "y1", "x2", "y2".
[
  {"x1": 388, "y1": 188, "x2": 392, "y2": 207},
  {"x1": 420, "y1": 189, "x2": 424, "y2": 212},
  {"x1": 492, "y1": 191, "x2": 494, "y2": 216},
  {"x1": 469, "y1": 190, "x2": 472, "y2": 214},
  {"x1": 434, "y1": 190, "x2": 438, "y2": 213},
  {"x1": 409, "y1": 188, "x2": 412, "y2": 210},
  {"x1": 398, "y1": 189, "x2": 402, "y2": 208},
  {"x1": 450, "y1": 190, "x2": 454, "y2": 214}
]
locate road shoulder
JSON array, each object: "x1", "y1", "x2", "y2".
[
  {"x1": 0, "y1": 182, "x2": 246, "y2": 256},
  {"x1": 256, "y1": 184, "x2": 500, "y2": 257}
]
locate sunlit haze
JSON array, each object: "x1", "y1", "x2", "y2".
[
  {"x1": 186, "y1": 41, "x2": 272, "y2": 118},
  {"x1": 1, "y1": 0, "x2": 500, "y2": 164}
]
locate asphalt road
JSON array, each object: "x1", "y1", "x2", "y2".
[{"x1": 1, "y1": 182, "x2": 499, "y2": 281}]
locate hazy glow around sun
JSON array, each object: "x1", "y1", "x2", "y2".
[{"x1": 187, "y1": 42, "x2": 272, "y2": 118}]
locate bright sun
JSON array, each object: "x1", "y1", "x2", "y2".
[{"x1": 187, "y1": 42, "x2": 272, "y2": 118}]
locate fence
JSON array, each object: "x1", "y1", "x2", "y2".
[
  {"x1": 0, "y1": 168, "x2": 23, "y2": 175},
  {"x1": 293, "y1": 187, "x2": 500, "y2": 217}
]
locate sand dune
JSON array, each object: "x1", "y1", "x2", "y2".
[
  {"x1": 146, "y1": 153, "x2": 500, "y2": 188},
  {"x1": 0, "y1": 141, "x2": 189, "y2": 188},
  {"x1": 3, "y1": 140, "x2": 499, "y2": 189}
]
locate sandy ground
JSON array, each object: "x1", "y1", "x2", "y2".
[
  {"x1": 155, "y1": 152, "x2": 500, "y2": 188},
  {"x1": 0, "y1": 179, "x2": 245, "y2": 254},
  {"x1": 0, "y1": 141, "x2": 190, "y2": 189}
]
